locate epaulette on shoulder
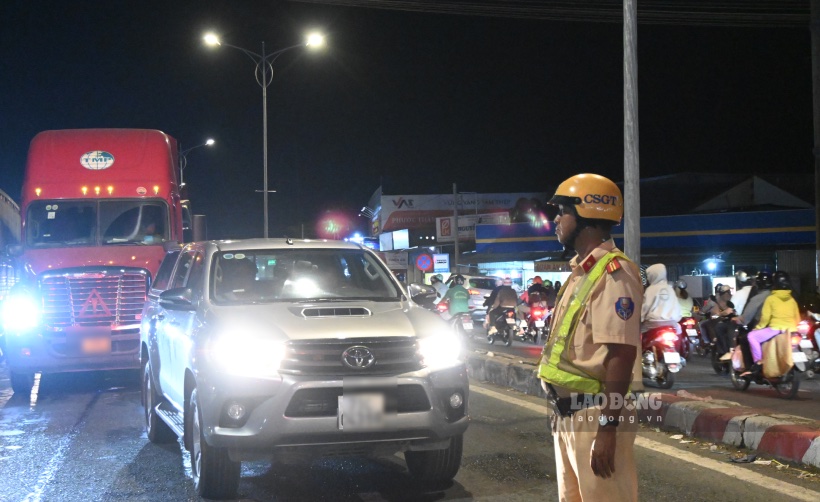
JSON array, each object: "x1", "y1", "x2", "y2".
[{"x1": 606, "y1": 258, "x2": 622, "y2": 274}]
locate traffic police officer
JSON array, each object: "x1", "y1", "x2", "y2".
[{"x1": 537, "y1": 173, "x2": 642, "y2": 501}]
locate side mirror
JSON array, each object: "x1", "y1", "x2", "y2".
[{"x1": 159, "y1": 287, "x2": 195, "y2": 310}]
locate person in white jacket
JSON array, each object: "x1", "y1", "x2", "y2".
[{"x1": 641, "y1": 263, "x2": 682, "y2": 334}]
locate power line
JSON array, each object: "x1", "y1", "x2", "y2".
[{"x1": 290, "y1": 0, "x2": 809, "y2": 27}]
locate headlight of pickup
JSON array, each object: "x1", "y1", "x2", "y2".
[
  {"x1": 210, "y1": 335, "x2": 286, "y2": 378},
  {"x1": 1, "y1": 293, "x2": 41, "y2": 332},
  {"x1": 417, "y1": 330, "x2": 462, "y2": 369}
]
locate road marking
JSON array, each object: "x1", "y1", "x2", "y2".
[{"x1": 470, "y1": 384, "x2": 819, "y2": 501}]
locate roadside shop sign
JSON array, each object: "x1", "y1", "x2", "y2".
[{"x1": 433, "y1": 253, "x2": 450, "y2": 273}]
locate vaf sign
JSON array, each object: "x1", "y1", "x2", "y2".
[{"x1": 80, "y1": 151, "x2": 115, "y2": 170}]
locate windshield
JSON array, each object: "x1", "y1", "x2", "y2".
[
  {"x1": 211, "y1": 248, "x2": 402, "y2": 304},
  {"x1": 26, "y1": 199, "x2": 169, "y2": 247}
]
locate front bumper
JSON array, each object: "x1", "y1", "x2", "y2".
[
  {"x1": 3, "y1": 326, "x2": 141, "y2": 374},
  {"x1": 196, "y1": 363, "x2": 470, "y2": 462}
]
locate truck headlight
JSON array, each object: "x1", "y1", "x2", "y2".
[
  {"x1": 418, "y1": 331, "x2": 462, "y2": 368},
  {"x1": 1, "y1": 294, "x2": 41, "y2": 332},
  {"x1": 210, "y1": 335, "x2": 286, "y2": 378}
]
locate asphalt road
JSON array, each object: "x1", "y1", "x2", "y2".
[
  {"x1": 0, "y1": 365, "x2": 818, "y2": 501},
  {"x1": 463, "y1": 331, "x2": 820, "y2": 421}
]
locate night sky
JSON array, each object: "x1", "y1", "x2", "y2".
[{"x1": 0, "y1": 0, "x2": 813, "y2": 240}]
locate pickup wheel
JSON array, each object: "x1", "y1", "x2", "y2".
[
  {"x1": 404, "y1": 434, "x2": 463, "y2": 485},
  {"x1": 190, "y1": 388, "x2": 240, "y2": 499},
  {"x1": 142, "y1": 361, "x2": 175, "y2": 444},
  {"x1": 10, "y1": 371, "x2": 34, "y2": 395}
]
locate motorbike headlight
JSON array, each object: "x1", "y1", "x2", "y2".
[
  {"x1": 418, "y1": 330, "x2": 462, "y2": 369},
  {"x1": 210, "y1": 334, "x2": 286, "y2": 378},
  {"x1": 1, "y1": 294, "x2": 41, "y2": 332}
]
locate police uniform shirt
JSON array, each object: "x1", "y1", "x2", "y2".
[{"x1": 550, "y1": 239, "x2": 643, "y2": 395}]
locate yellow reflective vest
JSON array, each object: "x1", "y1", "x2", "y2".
[{"x1": 537, "y1": 251, "x2": 630, "y2": 394}]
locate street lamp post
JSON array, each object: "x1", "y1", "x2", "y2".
[
  {"x1": 179, "y1": 138, "x2": 215, "y2": 187},
  {"x1": 203, "y1": 32, "x2": 325, "y2": 238}
]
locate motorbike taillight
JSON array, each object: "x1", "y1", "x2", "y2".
[
  {"x1": 791, "y1": 334, "x2": 803, "y2": 347},
  {"x1": 531, "y1": 308, "x2": 544, "y2": 318},
  {"x1": 797, "y1": 321, "x2": 810, "y2": 336},
  {"x1": 682, "y1": 318, "x2": 695, "y2": 328},
  {"x1": 661, "y1": 331, "x2": 679, "y2": 344},
  {"x1": 436, "y1": 302, "x2": 448, "y2": 313}
]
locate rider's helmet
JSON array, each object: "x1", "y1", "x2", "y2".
[
  {"x1": 772, "y1": 271, "x2": 792, "y2": 291},
  {"x1": 543, "y1": 279, "x2": 553, "y2": 288},
  {"x1": 714, "y1": 283, "x2": 724, "y2": 295},
  {"x1": 430, "y1": 275, "x2": 441, "y2": 284},
  {"x1": 756, "y1": 271, "x2": 773, "y2": 290},
  {"x1": 675, "y1": 280, "x2": 687, "y2": 290},
  {"x1": 503, "y1": 277, "x2": 512, "y2": 286},
  {"x1": 532, "y1": 276, "x2": 543, "y2": 285},
  {"x1": 716, "y1": 284, "x2": 732, "y2": 296},
  {"x1": 453, "y1": 274, "x2": 466, "y2": 286},
  {"x1": 735, "y1": 270, "x2": 752, "y2": 287},
  {"x1": 548, "y1": 173, "x2": 624, "y2": 223}
]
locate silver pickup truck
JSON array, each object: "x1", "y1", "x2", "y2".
[{"x1": 139, "y1": 239, "x2": 469, "y2": 499}]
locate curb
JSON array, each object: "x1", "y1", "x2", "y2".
[{"x1": 465, "y1": 350, "x2": 820, "y2": 469}]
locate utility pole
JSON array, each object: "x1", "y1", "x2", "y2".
[
  {"x1": 453, "y1": 183, "x2": 459, "y2": 274},
  {"x1": 623, "y1": 0, "x2": 641, "y2": 264},
  {"x1": 812, "y1": 0, "x2": 820, "y2": 292}
]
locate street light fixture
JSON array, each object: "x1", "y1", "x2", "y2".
[
  {"x1": 179, "y1": 138, "x2": 215, "y2": 187},
  {"x1": 203, "y1": 31, "x2": 325, "y2": 238}
]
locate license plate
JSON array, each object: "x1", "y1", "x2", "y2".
[
  {"x1": 82, "y1": 337, "x2": 111, "y2": 354},
  {"x1": 338, "y1": 393, "x2": 384, "y2": 431},
  {"x1": 535, "y1": 320, "x2": 545, "y2": 327},
  {"x1": 792, "y1": 351, "x2": 809, "y2": 363},
  {"x1": 462, "y1": 321, "x2": 473, "y2": 330},
  {"x1": 686, "y1": 329, "x2": 697, "y2": 337},
  {"x1": 505, "y1": 318, "x2": 516, "y2": 325},
  {"x1": 663, "y1": 352, "x2": 681, "y2": 364},
  {"x1": 799, "y1": 339, "x2": 813, "y2": 349}
]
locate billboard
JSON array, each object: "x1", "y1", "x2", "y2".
[
  {"x1": 436, "y1": 213, "x2": 510, "y2": 242},
  {"x1": 379, "y1": 192, "x2": 547, "y2": 232}
]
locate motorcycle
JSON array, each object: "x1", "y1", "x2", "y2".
[
  {"x1": 523, "y1": 305, "x2": 548, "y2": 344},
  {"x1": 796, "y1": 312, "x2": 820, "y2": 377},
  {"x1": 700, "y1": 315, "x2": 733, "y2": 374},
  {"x1": 487, "y1": 307, "x2": 516, "y2": 347},
  {"x1": 679, "y1": 316, "x2": 699, "y2": 360},
  {"x1": 435, "y1": 300, "x2": 475, "y2": 340},
  {"x1": 729, "y1": 329, "x2": 804, "y2": 399},
  {"x1": 641, "y1": 325, "x2": 682, "y2": 389}
]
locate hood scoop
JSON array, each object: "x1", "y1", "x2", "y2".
[{"x1": 301, "y1": 307, "x2": 372, "y2": 318}]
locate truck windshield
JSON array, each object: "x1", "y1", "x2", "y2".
[
  {"x1": 211, "y1": 249, "x2": 402, "y2": 304},
  {"x1": 26, "y1": 200, "x2": 169, "y2": 247}
]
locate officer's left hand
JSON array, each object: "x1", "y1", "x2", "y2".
[{"x1": 590, "y1": 428, "x2": 617, "y2": 478}]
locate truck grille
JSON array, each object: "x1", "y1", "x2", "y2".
[
  {"x1": 279, "y1": 337, "x2": 423, "y2": 376},
  {"x1": 40, "y1": 270, "x2": 148, "y2": 328}
]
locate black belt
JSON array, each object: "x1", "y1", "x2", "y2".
[{"x1": 545, "y1": 384, "x2": 599, "y2": 418}]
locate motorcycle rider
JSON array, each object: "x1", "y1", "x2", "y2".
[
  {"x1": 700, "y1": 284, "x2": 735, "y2": 346},
  {"x1": 485, "y1": 277, "x2": 519, "y2": 335},
  {"x1": 729, "y1": 271, "x2": 772, "y2": 366},
  {"x1": 731, "y1": 271, "x2": 754, "y2": 317},
  {"x1": 430, "y1": 274, "x2": 448, "y2": 304},
  {"x1": 674, "y1": 280, "x2": 693, "y2": 318},
  {"x1": 440, "y1": 274, "x2": 470, "y2": 321},
  {"x1": 640, "y1": 263, "x2": 681, "y2": 334},
  {"x1": 742, "y1": 271, "x2": 801, "y2": 377}
]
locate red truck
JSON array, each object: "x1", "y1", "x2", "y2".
[{"x1": 1, "y1": 129, "x2": 202, "y2": 394}]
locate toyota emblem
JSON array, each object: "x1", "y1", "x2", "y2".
[{"x1": 341, "y1": 346, "x2": 376, "y2": 370}]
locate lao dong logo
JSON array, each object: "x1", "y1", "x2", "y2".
[{"x1": 80, "y1": 151, "x2": 115, "y2": 170}]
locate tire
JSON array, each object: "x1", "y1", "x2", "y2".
[
  {"x1": 711, "y1": 351, "x2": 729, "y2": 375},
  {"x1": 730, "y1": 370, "x2": 751, "y2": 391},
  {"x1": 10, "y1": 371, "x2": 34, "y2": 395},
  {"x1": 773, "y1": 368, "x2": 801, "y2": 400},
  {"x1": 190, "y1": 388, "x2": 240, "y2": 499},
  {"x1": 655, "y1": 363, "x2": 675, "y2": 389},
  {"x1": 487, "y1": 335, "x2": 495, "y2": 345},
  {"x1": 504, "y1": 328, "x2": 513, "y2": 347},
  {"x1": 405, "y1": 434, "x2": 463, "y2": 484},
  {"x1": 142, "y1": 361, "x2": 175, "y2": 444}
]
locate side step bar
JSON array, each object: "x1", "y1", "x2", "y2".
[{"x1": 156, "y1": 401, "x2": 185, "y2": 437}]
